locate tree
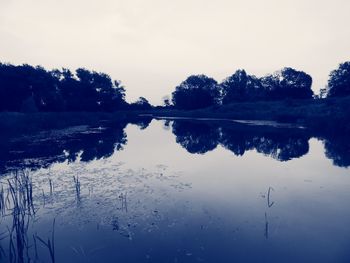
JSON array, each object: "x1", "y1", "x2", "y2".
[
  {"x1": 172, "y1": 75, "x2": 220, "y2": 110},
  {"x1": 221, "y1": 70, "x2": 265, "y2": 104},
  {"x1": 261, "y1": 67, "x2": 313, "y2": 100},
  {"x1": 0, "y1": 63, "x2": 63, "y2": 112},
  {"x1": 58, "y1": 68, "x2": 126, "y2": 111},
  {"x1": 27, "y1": 65, "x2": 63, "y2": 111},
  {"x1": 0, "y1": 63, "x2": 30, "y2": 111},
  {"x1": 75, "y1": 68, "x2": 104, "y2": 111},
  {"x1": 318, "y1": 88, "x2": 328, "y2": 99},
  {"x1": 57, "y1": 68, "x2": 82, "y2": 111},
  {"x1": 162, "y1": 95, "x2": 171, "y2": 107},
  {"x1": 327, "y1": 62, "x2": 350, "y2": 97},
  {"x1": 0, "y1": 62, "x2": 128, "y2": 112},
  {"x1": 129, "y1": 97, "x2": 152, "y2": 110}
]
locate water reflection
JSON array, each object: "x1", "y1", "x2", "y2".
[
  {"x1": 171, "y1": 119, "x2": 349, "y2": 167},
  {"x1": 324, "y1": 134, "x2": 350, "y2": 168},
  {"x1": 0, "y1": 117, "x2": 349, "y2": 173},
  {"x1": 172, "y1": 121, "x2": 221, "y2": 154},
  {"x1": 172, "y1": 119, "x2": 311, "y2": 161},
  {"x1": 0, "y1": 118, "x2": 349, "y2": 262},
  {"x1": 0, "y1": 117, "x2": 152, "y2": 173},
  {"x1": 0, "y1": 164, "x2": 191, "y2": 262}
]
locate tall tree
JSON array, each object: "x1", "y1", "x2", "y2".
[
  {"x1": 172, "y1": 75, "x2": 220, "y2": 110},
  {"x1": 261, "y1": 67, "x2": 313, "y2": 100},
  {"x1": 0, "y1": 63, "x2": 128, "y2": 112},
  {"x1": 327, "y1": 62, "x2": 350, "y2": 97},
  {"x1": 129, "y1": 97, "x2": 152, "y2": 110},
  {"x1": 221, "y1": 70, "x2": 265, "y2": 104}
]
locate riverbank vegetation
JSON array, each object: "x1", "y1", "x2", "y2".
[
  {"x1": 148, "y1": 95, "x2": 350, "y2": 133},
  {"x1": 0, "y1": 61, "x2": 349, "y2": 133}
]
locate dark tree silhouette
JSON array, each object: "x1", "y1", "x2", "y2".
[
  {"x1": 64, "y1": 68, "x2": 126, "y2": 111},
  {"x1": 0, "y1": 63, "x2": 128, "y2": 112},
  {"x1": 221, "y1": 70, "x2": 265, "y2": 104},
  {"x1": 0, "y1": 63, "x2": 62, "y2": 112},
  {"x1": 162, "y1": 95, "x2": 171, "y2": 107},
  {"x1": 170, "y1": 68, "x2": 314, "y2": 107},
  {"x1": 172, "y1": 75, "x2": 220, "y2": 110},
  {"x1": 327, "y1": 62, "x2": 350, "y2": 97},
  {"x1": 261, "y1": 67, "x2": 313, "y2": 100},
  {"x1": 129, "y1": 97, "x2": 152, "y2": 110}
]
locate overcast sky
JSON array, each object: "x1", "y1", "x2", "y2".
[{"x1": 1, "y1": 0, "x2": 349, "y2": 104}]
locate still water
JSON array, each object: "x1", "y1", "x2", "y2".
[{"x1": 0, "y1": 118, "x2": 349, "y2": 262}]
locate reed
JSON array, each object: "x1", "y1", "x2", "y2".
[
  {"x1": 35, "y1": 219, "x2": 56, "y2": 263},
  {"x1": 73, "y1": 176, "x2": 81, "y2": 202},
  {"x1": 0, "y1": 185, "x2": 5, "y2": 216},
  {"x1": 1, "y1": 170, "x2": 36, "y2": 262},
  {"x1": 267, "y1": 187, "x2": 275, "y2": 208},
  {"x1": 119, "y1": 193, "x2": 128, "y2": 212},
  {"x1": 264, "y1": 212, "x2": 269, "y2": 239},
  {"x1": 49, "y1": 179, "x2": 54, "y2": 196}
]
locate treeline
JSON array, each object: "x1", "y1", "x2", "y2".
[
  {"x1": 170, "y1": 62, "x2": 350, "y2": 110},
  {"x1": 0, "y1": 63, "x2": 152, "y2": 112},
  {"x1": 1, "y1": 61, "x2": 350, "y2": 112}
]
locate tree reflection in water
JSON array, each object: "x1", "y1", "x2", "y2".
[
  {"x1": 172, "y1": 119, "x2": 311, "y2": 162},
  {"x1": 0, "y1": 117, "x2": 348, "y2": 174}
]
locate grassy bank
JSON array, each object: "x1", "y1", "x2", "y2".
[
  {"x1": 146, "y1": 96, "x2": 350, "y2": 133},
  {"x1": 1, "y1": 96, "x2": 349, "y2": 137}
]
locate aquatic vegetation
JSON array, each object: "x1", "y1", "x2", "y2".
[
  {"x1": 267, "y1": 187, "x2": 275, "y2": 208},
  {"x1": 35, "y1": 219, "x2": 56, "y2": 263},
  {"x1": 0, "y1": 119, "x2": 349, "y2": 262},
  {"x1": 73, "y1": 176, "x2": 81, "y2": 203},
  {"x1": 0, "y1": 163, "x2": 192, "y2": 262},
  {"x1": 2, "y1": 171, "x2": 35, "y2": 262}
]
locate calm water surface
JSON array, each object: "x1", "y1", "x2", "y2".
[{"x1": 0, "y1": 119, "x2": 349, "y2": 262}]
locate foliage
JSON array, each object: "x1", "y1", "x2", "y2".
[
  {"x1": 260, "y1": 67, "x2": 313, "y2": 100},
  {"x1": 327, "y1": 61, "x2": 350, "y2": 97},
  {"x1": 170, "y1": 68, "x2": 314, "y2": 109},
  {"x1": 162, "y1": 95, "x2": 171, "y2": 107},
  {"x1": 171, "y1": 75, "x2": 220, "y2": 110},
  {"x1": 0, "y1": 63, "x2": 127, "y2": 112},
  {"x1": 129, "y1": 97, "x2": 152, "y2": 110},
  {"x1": 221, "y1": 69, "x2": 265, "y2": 104}
]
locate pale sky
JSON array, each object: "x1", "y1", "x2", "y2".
[{"x1": 1, "y1": 0, "x2": 349, "y2": 104}]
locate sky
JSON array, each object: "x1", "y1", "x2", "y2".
[{"x1": 0, "y1": 0, "x2": 349, "y2": 104}]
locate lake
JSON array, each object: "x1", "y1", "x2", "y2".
[{"x1": 0, "y1": 117, "x2": 349, "y2": 263}]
